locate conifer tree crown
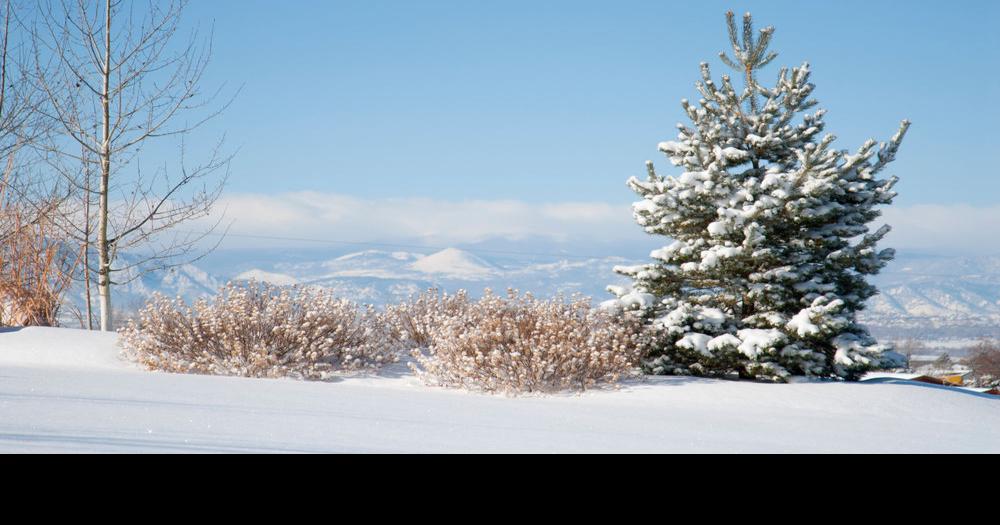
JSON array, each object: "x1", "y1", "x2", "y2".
[{"x1": 606, "y1": 11, "x2": 910, "y2": 381}]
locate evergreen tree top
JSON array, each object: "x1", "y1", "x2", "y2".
[
  {"x1": 719, "y1": 11, "x2": 777, "y2": 112},
  {"x1": 607, "y1": 10, "x2": 912, "y2": 381}
]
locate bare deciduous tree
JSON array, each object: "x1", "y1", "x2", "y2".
[
  {"x1": 0, "y1": 0, "x2": 57, "y2": 241},
  {"x1": 893, "y1": 338, "x2": 926, "y2": 365},
  {"x1": 967, "y1": 341, "x2": 1000, "y2": 388},
  {"x1": 28, "y1": 0, "x2": 232, "y2": 331}
]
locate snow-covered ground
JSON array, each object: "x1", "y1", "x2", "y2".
[{"x1": 0, "y1": 327, "x2": 997, "y2": 453}]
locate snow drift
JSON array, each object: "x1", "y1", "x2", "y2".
[{"x1": 0, "y1": 327, "x2": 996, "y2": 453}]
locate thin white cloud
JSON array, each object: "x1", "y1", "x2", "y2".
[
  {"x1": 196, "y1": 192, "x2": 643, "y2": 249},
  {"x1": 193, "y1": 192, "x2": 1000, "y2": 256},
  {"x1": 882, "y1": 204, "x2": 1000, "y2": 255}
]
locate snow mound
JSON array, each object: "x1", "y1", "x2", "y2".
[
  {"x1": 316, "y1": 250, "x2": 426, "y2": 280},
  {"x1": 0, "y1": 328, "x2": 997, "y2": 453},
  {"x1": 0, "y1": 327, "x2": 124, "y2": 370},
  {"x1": 235, "y1": 269, "x2": 300, "y2": 286},
  {"x1": 409, "y1": 248, "x2": 497, "y2": 280}
]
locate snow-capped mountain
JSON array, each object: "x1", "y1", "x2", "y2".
[
  {"x1": 65, "y1": 256, "x2": 221, "y2": 325},
  {"x1": 71, "y1": 248, "x2": 1000, "y2": 342},
  {"x1": 864, "y1": 254, "x2": 1000, "y2": 339},
  {"x1": 235, "y1": 248, "x2": 631, "y2": 304},
  {"x1": 409, "y1": 248, "x2": 498, "y2": 280}
]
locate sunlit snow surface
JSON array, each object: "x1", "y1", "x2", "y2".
[{"x1": 0, "y1": 327, "x2": 996, "y2": 453}]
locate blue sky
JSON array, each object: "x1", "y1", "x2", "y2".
[
  {"x1": 146, "y1": 0, "x2": 1000, "y2": 255},
  {"x1": 183, "y1": 0, "x2": 999, "y2": 206}
]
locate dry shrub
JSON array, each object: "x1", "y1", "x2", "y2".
[
  {"x1": 120, "y1": 281, "x2": 398, "y2": 380},
  {"x1": 0, "y1": 213, "x2": 80, "y2": 328},
  {"x1": 387, "y1": 288, "x2": 471, "y2": 348},
  {"x1": 391, "y1": 290, "x2": 648, "y2": 394}
]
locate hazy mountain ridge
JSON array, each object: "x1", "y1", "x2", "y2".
[
  {"x1": 257, "y1": 248, "x2": 632, "y2": 302},
  {"x1": 70, "y1": 249, "x2": 1000, "y2": 341},
  {"x1": 865, "y1": 254, "x2": 1000, "y2": 339},
  {"x1": 65, "y1": 255, "x2": 222, "y2": 324}
]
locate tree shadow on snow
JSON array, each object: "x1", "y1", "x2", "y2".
[
  {"x1": 365, "y1": 358, "x2": 415, "y2": 379},
  {"x1": 617, "y1": 374, "x2": 716, "y2": 391},
  {"x1": 863, "y1": 378, "x2": 999, "y2": 401}
]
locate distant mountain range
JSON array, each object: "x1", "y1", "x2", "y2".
[
  {"x1": 865, "y1": 254, "x2": 1000, "y2": 340},
  {"x1": 233, "y1": 247, "x2": 632, "y2": 305},
  {"x1": 68, "y1": 248, "x2": 1000, "y2": 344}
]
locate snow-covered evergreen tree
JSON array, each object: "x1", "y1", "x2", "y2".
[{"x1": 606, "y1": 11, "x2": 909, "y2": 381}]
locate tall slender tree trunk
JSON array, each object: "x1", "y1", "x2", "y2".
[
  {"x1": 83, "y1": 145, "x2": 93, "y2": 330},
  {"x1": 97, "y1": 0, "x2": 112, "y2": 332}
]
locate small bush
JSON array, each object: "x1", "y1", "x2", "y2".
[
  {"x1": 0, "y1": 213, "x2": 79, "y2": 327},
  {"x1": 120, "y1": 281, "x2": 397, "y2": 380},
  {"x1": 387, "y1": 288, "x2": 471, "y2": 348},
  {"x1": 392, "y1": 290, "x2": 648, "y2": 394}
]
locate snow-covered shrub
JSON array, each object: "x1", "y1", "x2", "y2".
[
  {"x1": 120, "y1": 281, "x2": 397, "y2": 380},
  {"x1": 386, "y1": 289, "x2": 471, "y2": 349},
  {"x1": 400, "y1": 290, "x2": 648, "y2": 394}
]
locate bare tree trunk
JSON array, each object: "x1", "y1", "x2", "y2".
[
  {"x1": 98, "y1": 0, "x2": 112, "y2": 332},
  {"x1": 32, "y1": 0, "x2": 232, "y2": 328},
  {"x1": 83, "y1": 145, "x2": 93, "y2": 330},
  {"x1": 0, "y1": 0, "x2": 8, "y2": 123}
]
